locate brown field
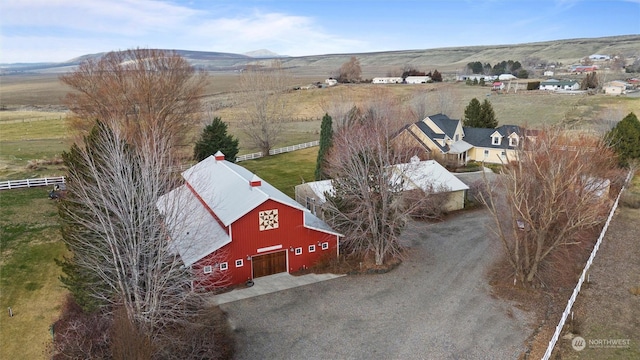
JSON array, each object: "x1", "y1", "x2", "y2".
[{"x1": 1, "y1": 71, "x2": 639, "y2": 179}]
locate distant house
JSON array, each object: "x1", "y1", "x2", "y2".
[
  {"x1": 372, "y1": 77, "x2": 403, "y2": 84},
  {"x1": 393, "y1": 114, "x2": 526, "y2": 165},
  {"x1": 405, "y1": 76, "x2": 431, "y2": 84},
  {"x1": 498, "y1": 74, "x2": 518, "y2": 81},
  {"x1": 325, "y1": 78, "x2": 338, "y2": 86},
  {"x1": 539, "y1": 79, "x2": 580, "y2": 91},
  {"x1": 457, "y1": 74, "x2": 497, "y2": 82},
  {"x1": 157, "y1": 152, "x2": 341, "y2": 289},
  {"x1": 603, "y1": 80, "x2": 627, "y2": 95},
  {"x1": 295, "y1": 157, "x2": 469, "y2": 215},
  {"x1": 543, "y1": 70, "x2": 555, "y2": 77},
  {"x1": 589, "y1": 54, "x2": 611, "y2": 61},
  {"x1": 492, "y1": 81, "x2": 505, "y2": 90}
]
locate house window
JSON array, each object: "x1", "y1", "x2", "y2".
[
  {"x1": 219, "y1": 262, "x2": 228, "y2": 271},
  {"x1": 501, "y1": 151, "x2": 506, "y2": 158},
  {"x1": 295, "y1": 247, "x2": 303, "y2": 255},
  {"x1": 509, "y1": 137, "x2": 518, "y2": 147},
  {"x1": 203, "y1": 265, "x2": 213, "y2": 274},
  {"x1": 455, "y1": 134, "x2": 459, "y2": 141},
  {"x1": 321, "y1": 242, "x2": 329, "y2": 250},
  {"x1": 259, "y1": 209, "x2": 279, "y2": 231},
  {"x1": 309, "y1": 245, "x2": 316, "y2": 253},
  {"x1": 492, "y1": 136, "x2": 501, "y2": 145},
  {"x1": 484, "y1": 149, "x2": 489, "y2": 158},
  {"x1": 235, "y1": 259, "x2": 243, "y2": 268}
]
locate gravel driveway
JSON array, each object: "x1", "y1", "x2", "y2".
[{"x1": 220, "y1": 210, "x2": 532, "y2": 359}]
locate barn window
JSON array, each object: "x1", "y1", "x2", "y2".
[
  {"x1": 235, "y1": 259, "x2": 243, "y2": 268},
  {"x1": 259, "y1": 209, "x2": 279, "y2": 231},
  {"x1": 203, "y1": 265, "x2": 213, "y2": 274},
  {"x1": 295, "y1": 247, "x2": 302, "y2": 255},
  {"x1": 220, "y1": 262, "x2": 228, "y2": 271},
  {"x1": 309, "y1": 245, "x2": 316, "y2": 253},
  {"x1": 321, "y1": 242, "x2": 329, "y2": 250}
]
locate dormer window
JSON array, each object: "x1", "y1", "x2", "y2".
[
  {"x1": 509, "y1": 137, "x2": 518, "y2": 147},
  {"x1": 492, "y1": 136, "x2": 501, "y2": 145}
]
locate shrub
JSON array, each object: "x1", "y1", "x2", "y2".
[
  {"x1": 51, "y1": 295, "x2": 112, "y2": 360},
  {"x1": 527, "y1": 81, "x2": 540, "y2": 90}
]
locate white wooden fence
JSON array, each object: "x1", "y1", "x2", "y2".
[
  {"x1": 0, "y1": 176, "x2": 65, "y2": 190},
  {"x1": 235, "y1": 140, "x2": 319, "y2": 162},
  {"x1": 542, "y1": 170, "x2": 634, "y2": 360},
  {"x1": 1, "y1": 141, "x2": 320, "y2": 190}
]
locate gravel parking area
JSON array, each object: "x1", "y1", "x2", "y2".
[{"x1": 220, "y1": 210, "x2": 532, "y2": 359}]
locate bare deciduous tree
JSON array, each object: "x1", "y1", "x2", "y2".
[
  {"x1": 480, "y1": 129, "x2": 623, "y2": 286},
  {"x1": 60, "y1": 48, "x2": 207, "y2": 152},
  {"x1": 431, "y1": 84, "x2": 458, "y2": 117},
  {"x1": 236, "y1": 60, "x2": 291, "y2": 155},
  {"x1": 337, "y1": 56, "x2": 362, "y2": 83},
  {"x1": 409, "y1": 90, "x2": 431, "y2": 122},
  {"x1": 324, "y1": 101, "x2": 446, "y2": 266},
  {"x1": 58, "y1": 122, "x2": 226, "y2": 342}
]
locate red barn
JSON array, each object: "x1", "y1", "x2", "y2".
[{"x1": 158, "y1": 151, "x2": 341, "y2": 289}]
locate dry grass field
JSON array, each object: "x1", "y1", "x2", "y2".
[
  {"x1": 0, "y1": 65, "x2": 638, "y2": 359},
  {"x1": 1, "y1": 71, "x2": 639, "y2": 180}
]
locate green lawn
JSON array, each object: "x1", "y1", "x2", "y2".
[
  {"x1": 0, "y1": 188, "x2": 68, "y2": 360},
  {"x1": 238, "y1": 146, "x2": 318, "y2": 198}
]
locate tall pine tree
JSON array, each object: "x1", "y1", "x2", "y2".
[
  {"x1": 464, "y1": 98, "x2": 498, "y2": 128},
  {"x1": 463, "y1": 98, "x2": 482, "y2": 127},
  {"x1": 315, "y1": 113, "x2": 334, "y2": 180},
  {"x1": 193, "y1": 117, "x2": 239, "y2": 162},
  {"x1": 479, "y1": 99, "x2": 498, "y2": 128},
  {"x1": 606, "y1": 112, "x2": 640, "y2": 167}
]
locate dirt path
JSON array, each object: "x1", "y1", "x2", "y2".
[{"x1": 220, "y1": 210, "x2": 533, "y2": 359}]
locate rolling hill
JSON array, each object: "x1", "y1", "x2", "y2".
[{"x1": 1, "y1": 34, "x2": 638, "y2": 77}]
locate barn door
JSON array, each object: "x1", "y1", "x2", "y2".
[{"x1": 252, "y1": 251, "x2": 287, "y2": 278}]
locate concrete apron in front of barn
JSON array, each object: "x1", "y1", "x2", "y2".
[{"x1": 211, "y1": 272, "x2": 345, "y2": 305}]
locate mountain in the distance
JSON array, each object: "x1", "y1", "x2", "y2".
[
  {"x1": 244, "y1": 49, "x2": 288, "y2": 58},
  {"x1": 2, "y1": 35, "x2": 638, "y2": 75}
]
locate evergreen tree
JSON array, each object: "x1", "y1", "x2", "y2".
[
  {"x1": 315, "y1": 113, "x2": 334, "y2": 180},
  {"x1": 193, "y1": 117, "x2": 239, "y2": 162},
  {"x1": 57, "y1": 122, "x2": 131, "y2": 312},
  {"x1": 606, "y1": 112, "x2": 640, "y2": 167},
  {"x1": 431, "y1": 69, "x2": 443, "y2": 82},
  {"x1": 463, "y1": 98, "x2": 482, "y2": 127},
  {"x1": 479, "y1": 99, "x2": 498, "y2": 128}
]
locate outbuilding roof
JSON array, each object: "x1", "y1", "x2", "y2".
[
  {"x1": 158, "y1": 153, "x2": 341, "y2": 265},
  {"x1": 182, "y1": 155, "x2": 306, "y2": 226},
  {"x1": 157, "y1": 185, "x2": 231, "y2": 267}
]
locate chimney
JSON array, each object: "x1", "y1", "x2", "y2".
[
  {"x1": 250, "y1": 174, "x2": 262, "y2": 187},
  {"x1": 214, "y1": 151, "x2": 225, "y2": 161}
]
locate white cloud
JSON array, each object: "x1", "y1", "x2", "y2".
[
  {"x1": 189, "y1": 10, "x2": 368, "y2": 56},
  {"x1": 0, "y1": 1, "x2": 367, "y2": 61}
]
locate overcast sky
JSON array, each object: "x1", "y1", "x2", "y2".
[{"x1": 1, "y1": 0, "x2": 639, "y2": 63}]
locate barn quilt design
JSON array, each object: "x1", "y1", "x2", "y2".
[{"x1": 259, "y1": 209, "x2": 279, "y2": 231}]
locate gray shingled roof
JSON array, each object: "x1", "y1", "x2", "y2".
[
  {"x1": 428, "y1": 114, "x2": 459, "y2": 139},
  {"x1": 463, "y1": 125, "x2": 521, "y2": 149}
]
